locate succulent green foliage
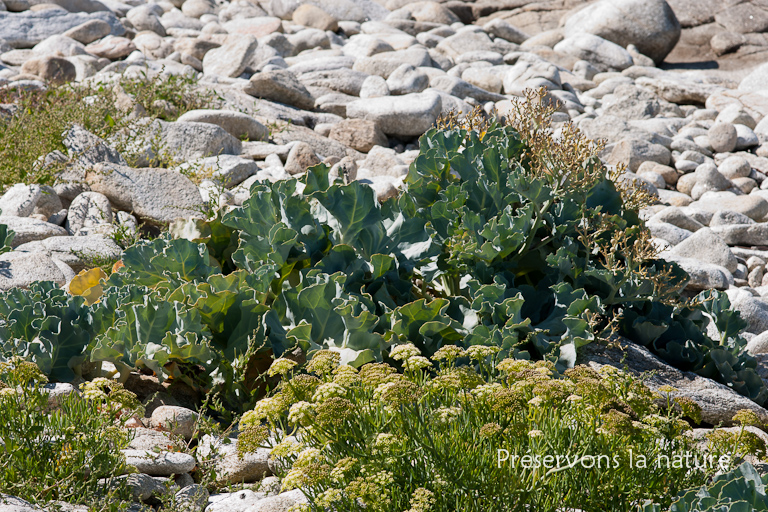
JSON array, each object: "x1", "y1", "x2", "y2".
[
  {"x1": 0, "y1": 111, "x2": 766, "y2": 411},
  {"x1": 0, "y1": 223, "x2": 14, "y2": 255},
  {"x1": 644, "y1": 462, "x2": 768, "y2": 511}
]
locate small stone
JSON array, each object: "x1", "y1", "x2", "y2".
[
  {"x1": 708, "y1": 122, "x2": 738, "y2": 153},
  {"x1": 735, "y1": 124, "x2": 759, "y2": 150},
  {"x1": 709, "y1": 210, "x2": 756, "y2": 227},
  {"x1": 718, "y1": 156, "x2": 751, "y2": 179},
  {"x1": 86, "y1": 36, "x2": 136, "y2": 60},
  {"x1": 292, "y1": 4, "x2": 338, "y2": 32},
  {"x1": 637, "y1": 161, "x2": 678, "y2": 185},
  {"x1": 0, "y1": 184, "x2": 42, "y2": 218},
  {"x1": 174, "y1": 484, "x2": 209, "y2": 512},
  {"x1": 151, "y1": 405, "x2": 199, "y2": 441},
  {"x1": 245, "y1": 69, "x2": 316, "y2": 111},
  {"x1": 284, "y1": 142, "x2": 321, "y2": 175},
  {"x1": 65, "y1": 191, "x2": 112, "y2": 235},
  {"x1": 203, "y1": 35, "x2": 258, "y2": 78},
  {"x1": 483, "y1": 18, "x2": 529, "y2": 44},
  {"x1": 385, "y1": 63, "x2": 428, "y2": 95},
  {"x1": 328, "y1": 119, "x2": 387, "y2": 153},
  {"x1": 604, "y1": 139, "x2": 671, "y2": 172},
  {"x1": 647, "y1": 206, "x2": 703, "y2": 232},
  {"x1": 63, "y1": 19, "x2": 111, "y2": 44},
  {"x1": 359, "y1": 75, "x2": 389, "y2": 98}
]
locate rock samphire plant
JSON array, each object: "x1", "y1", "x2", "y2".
[
  {"x1": 0, "y1": 93, "x2": 765, "y2": 413},
  {"x1": 239, "y1": 349, "x2": 764, "y2": 512}
]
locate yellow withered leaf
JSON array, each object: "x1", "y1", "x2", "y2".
[{"x1": 68, "y1": 267, "x2": 107, "y2": 305}]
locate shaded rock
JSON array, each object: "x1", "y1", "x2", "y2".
[
  {"x1": 690, "y1": 192, "x2": 768, "y2": 221},
  {"x1": 127, "y1": 428, "x2": 176, "y2": 452},
  {"x1": 175, "y1": 484, "x2": 209, "y2": 512},
  {"x1": 386, "y1": 63, "x2": 428, "y2": 95},
  {"x1": 20, "y1": 55, "x2": 75, "y2": 83},
  {"x1": 709, "y1": 210, "x2": 756, "y2": 227},
  {"x1": 283, "y1": 141, "x2": 320, "y2": 175},
  {"x1": 483, "y1": 18, "x2": 529, "y2": 44},
  {"x1": 61, "y1": 124, "x2": 126, "y2": 182},
  {"x1": 0, "y1": 10, "x2": 122, "y2": 48},
  {"x1": 65, "y1": 191, "x2": 111, "y2": 235},
  {"x1": 710, "y1": 223, "x2": 768, "y2": 246},
  {"x1": 647, "y1": 206, "x2": 702, "y2": 232},
  {"x1": 726, "y1": 288, "x2": 768, "y2": 335},
  {"x1": 646, "y1": 222, "x2": 691, "y2": 246},
  {"x1": 87, "y1": 163, "x2": 204, "y2": 224},
  {"x1": 132, "y1": 120, "x2": 242, "y2": 167},
  {"x1": 0, "y1": 216, "x2": 67, "y2": 246}
]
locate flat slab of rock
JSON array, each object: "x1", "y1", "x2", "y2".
[
  {"x1": 176, "y1": 109, "x2": 268, "y2": 142},
  {"x1": 0, "y1": 251, "x2": 67, "y2": 290},
  {"x1": 0, "y1": 216, "x2": 68, "y2": 247},
  {"x1": 688, "y1": 193, "x2": 768, "y2": 221},
  {"x1": 87, "y1": 164, "x2": 205, "y2": 224},
  {"x1": 123, "y1": 449, "x2": 196, "y2": 476},
  {"x1": 0, "y1": 10, "x2": 123, "y2": 48},
  {"x1": 14, "y1": 235, "x2": 121, "y2": 273},
  {"x1": 346, "y1": 91, "x2": 442, "y2": 137},
  {"x1": 579, "y1": 337, "x2": 768, "y2": 426}
]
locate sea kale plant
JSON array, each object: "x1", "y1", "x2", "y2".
[
  {"x1": 0, "y1": 91, "x2": 765, "y2": 414},
  {"x1": 239, "y1": 348, "x2": 762, "y2": 512}
]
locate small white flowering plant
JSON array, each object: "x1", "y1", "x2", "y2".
[{"x1": 238, "y1": 350, "x2": 765, "y2": 512}]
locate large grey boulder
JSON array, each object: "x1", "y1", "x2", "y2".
[
  {"x1": 346, "y1": 91, "x2": 442, "y2": 137},
  {"x1": 563, "y1": 0, "x2": 680, "y2": 64},
  {"x1": 0, "y1": 251, "x2": 67, "y2": 290},
  {"x1": 579, "y1": 337, "x2": 768, "y2": 427},
  {"x1": 130, "y1": 120, "x2": 242, "y2": 167},
  {"x1": 0, "y1": 10, "x2": 123, "y2": 48},
  {"x1": 86, "y1": 163, "x2": 205, "y2": 224},
  {"x1": 61, "y1": 124, "x2": 127, "y2": 183}
]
